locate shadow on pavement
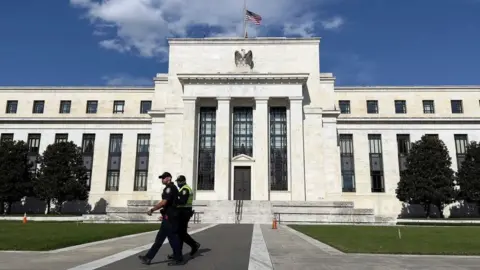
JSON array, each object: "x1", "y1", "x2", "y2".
[{"x1": 151, "y1": 248, "x2": 212, "y2": 265}]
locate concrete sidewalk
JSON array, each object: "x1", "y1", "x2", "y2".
[
  {"x1": 262, "y1": 225, "x2": 480, "y2": 270},
  {"x1": 0, "y1": 224, "x2": 212, "y2": 270}
]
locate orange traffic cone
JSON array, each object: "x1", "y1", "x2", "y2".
[
  {"x1": 22, "y1": 213, "x2": 27, "y2": 224},
  {"x1": 272, "y1": 217, "x2": 277, "y2": 229}
]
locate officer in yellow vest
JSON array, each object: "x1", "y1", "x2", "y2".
[{"x1": 167, "y1": 175, "x2": 200, "y2": 259}]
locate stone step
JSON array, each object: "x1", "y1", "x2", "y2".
[
  {"x1": 271, "y1": 201, "x2": 354, "y2": 208},
  {"x1": 276, "y1": 213, "x2": 375, "y2": 223},
  {"x1": 271, "y1": 207, "x2": 374, "y2": 215},
  {"x1": 127, "y1": 200, "x2": 209, "y2": 207}
]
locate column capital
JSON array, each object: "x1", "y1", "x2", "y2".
[
  {"x1": 217, "y1": 97, "x2": 231, "y2": 102},
  {"x1": 182, "y1": 96, "x2": 197, "y2": 103},
  {"x1": 254, "y1": 97, "x2": 269, "y2": 103},
  {"x1": 289, "y1": 96, "x2": 304, "y2": 101}
]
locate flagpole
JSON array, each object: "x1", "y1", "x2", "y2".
[{"x1": 242, "y1": 0, "x2": 247, "y2": 38}]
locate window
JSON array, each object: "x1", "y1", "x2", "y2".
[
  {"x1": 451, "y1": 100, "x2": 463, "y2": 114},
  {"x1": 423, "y1": 100, "x2": 435, "y2": 114},
  {"x1": 366, "y1": 100, "x2": 378, "y2": 114},
  {"x1": 270, "y1": 107, "x2": 288, "y2": 191},
  {"x1": 394, "y1": 100, "x2": 407, "y2": 114},
  {"x1": 140, "y1": 101, "x2": 152, "y2": 114},
  {"x1": 32, "y1": 100, "x2": 44, "y2": 114},
  {"x1": 397, "y1": 134, "x2": 410, "y2": 173},
  {"x1": 197, "y1": 107, "x2": 216, "y2": 190},
  {"x1": 454, "y1": 134, "x2": 468, "y2": 170},
  {"x1": 134, "y1": 134, "x2": 150, "y2": 191},
  {"x1": 86, "y1": 101, "x2": 98, "y2": 114},
  {"x1": 27, "y1": 134, "x2": 41, "y2": 174},
  {"x1": 6, "y1": 101, "x2": 17, "y2": 114},
  {"x1": 59, "y1": 100, "x2": 71, "y2": 114},
  {"x1": 113, "y1": 101, "x2": 125, "y2": 114},
  {"x1": 54, "y1": 133, "x2": 68, "y2": 143},
  {"x1": 0, "y1": 133, "x2": 14, "y2": 143},
  {"x1": 368, "y1": 134, "x2": 384, "y2": 192},
  {"x1": 339, "y1": 100, "x2": 350, "y2": 114},
  {"x1": 82, "y1": 134, "x2": 95, "y2": 190},
  {"x1": 339, "y1": 134, "x2": 355, "y2": 192},
  {"x1": 106, "y1": 134, "x2": 123, "y2": 191},
  {"x1": 232, "y1": 107, "x2": 253, "y2": 157}
]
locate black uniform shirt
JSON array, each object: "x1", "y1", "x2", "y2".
[{"x1": 162, "y1": 182, "x2": 179, "y2": 216}]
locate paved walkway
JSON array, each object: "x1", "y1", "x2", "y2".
[
  {"x1": 3, "y1": 223, "x2": 480, "y2": 269},
  {"x1": 0, "y1": 224, "x2": 211, "y2": 270}
]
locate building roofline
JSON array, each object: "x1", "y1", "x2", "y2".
[
  {"x1": 0, "y1": 86, "x2": 154, "y2": 91},
  {"x1": 335, "y1": 85, "x2": 480, "y2": 91},
  {"x1": 168, "y1": 37, "x2": 320, "y2": 45}
]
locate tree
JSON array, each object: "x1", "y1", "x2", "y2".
[
  {"x1": 456, "y1": 141, "x2": 480, "y2": 215},
  {"x1": 0, "y1": 140, "x2": 33, "y2": 214},
  {"x1": 396, "y1": 135, "x2": 456, "y2": 218},
  {"x1": 33, "y1": 142, "x2": 89, "y2": 214}
]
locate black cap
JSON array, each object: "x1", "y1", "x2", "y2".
[
  {"x1": 176, "y1": 175, "x2": 186, "y2": 183},
  {"x1": 159, "y1": 172, "x2": 172, "y2": 179}
]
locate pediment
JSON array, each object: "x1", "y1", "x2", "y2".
[{"x1": 231, "y1": 154, "x2": 255, "y2": 162}]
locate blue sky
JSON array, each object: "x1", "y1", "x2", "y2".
[{"x1": 0, "y1": 0, "x2": 479, "y2": 86}]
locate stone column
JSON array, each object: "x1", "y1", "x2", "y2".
[
  {"x1": 180, "y1": 97, "x2": 197, "y2": 189},
  {"x1": 214, "y1": 97, "x2": 231, "y2": 200},
  {"x1": 147, "y1": 111, "x2": 165, "y2": 197},
  {"x1": 253, "y1": 97, "x2": 269, "y2": 200},
  {"x1": 289, "y1": 97, "x2": 306, "y2": 201}
]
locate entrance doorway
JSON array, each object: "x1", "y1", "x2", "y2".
[{"x1": 233, "y1": 166, "x2": 251, "y2": 200}]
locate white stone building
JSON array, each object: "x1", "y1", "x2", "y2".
[{"x1": 1, "y1": 37, "x2": 478, "y2": 219}]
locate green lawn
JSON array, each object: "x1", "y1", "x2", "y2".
[
  {"x1": 0, "y1": 221, "x2": 160, "y2": 251},
  {"x1": 290, "y1": 225, "x2": 480, "y2": 255}
]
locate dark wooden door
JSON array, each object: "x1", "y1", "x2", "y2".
[{"x1": 233, "y1": 166, "x2": 251, "y2": 200}]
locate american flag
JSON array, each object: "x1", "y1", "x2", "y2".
[{"x1": 245, "y1": 10, "x2": 262, "y2": 25}]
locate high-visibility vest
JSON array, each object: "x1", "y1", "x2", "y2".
[{"x1": 178, "y1": 184, "x2": 193, "y2": 208}]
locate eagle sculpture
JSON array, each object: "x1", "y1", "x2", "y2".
[{"x1": 234, "y1": 49, "x2": 254, "y2": 69}]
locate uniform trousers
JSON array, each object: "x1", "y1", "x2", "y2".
[
  {"x1": 177, "y1": 208, "x2": 197, "y2": 251},
  {"x1": 145, "y1": 216, "x2": 183, "y2": 261}
]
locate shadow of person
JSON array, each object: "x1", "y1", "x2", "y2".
[{"x1": 151, "y1": 248, "x2": 212, "y2": 265}]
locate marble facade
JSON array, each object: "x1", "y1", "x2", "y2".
[{"x1": 1, "y1": 37, "x2": 480, "y2": 218}]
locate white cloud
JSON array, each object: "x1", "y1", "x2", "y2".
[
  {"x1": 70, "y1": 0, "x2": 344, "y2": 59},
  {"x1": 321, "y1": 16, "x2": 344, "y2": 30},
  {"x1": 102, "y1": 74, "x2": 153, "y2": 86}
]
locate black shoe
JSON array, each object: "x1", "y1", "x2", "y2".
[
  {"x1": 190, "y1": 242, "x2": 200, "y2": 256},
  {"x1": 167, "y1": 254, "x2": 174, "y2": 260},
  {"x1": 167, "y1": 258, "x2": 185, "y2": 266},
  {"x1": 138, "y1": 255, "x2": 151, "y2": 265}
]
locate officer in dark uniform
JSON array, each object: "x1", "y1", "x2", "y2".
[
  {"x1": 167, "y1": 175, "x2": 200, "y2": 260},
  {"x1": 138, "y1": 172, "x2": 184, "y2": 266}
]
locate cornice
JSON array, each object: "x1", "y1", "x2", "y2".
[
  {"x1": 177, "y1": 73, "x2": 309, "y2": 84},
  {"x1": 0, "y1": 117, "x2": 152, "y2": 124},
  {"x1": 338, "y1": 117, "x2": 480, "y2": 124},
  {"x1": 335, "y1": 86, "x2": 480, "y2": 92},
  {"x1": 303, "y1": 107, "x2": 340, "y2": 117}
]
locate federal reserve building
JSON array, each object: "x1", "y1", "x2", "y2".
[{"x1": 1, "y1": 37, "x2": 478, "y2": 223}]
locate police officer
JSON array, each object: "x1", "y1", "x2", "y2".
[
  {"x1": 167, "y1": 175, "x2": 200, "y2": 259},
  {"x1": 138, "y1": 172, "x2": 184, "y2": 266}
]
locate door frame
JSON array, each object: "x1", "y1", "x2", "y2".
[{"x1": 230, "y1": 154, "x2": 255, "y2": 200}]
